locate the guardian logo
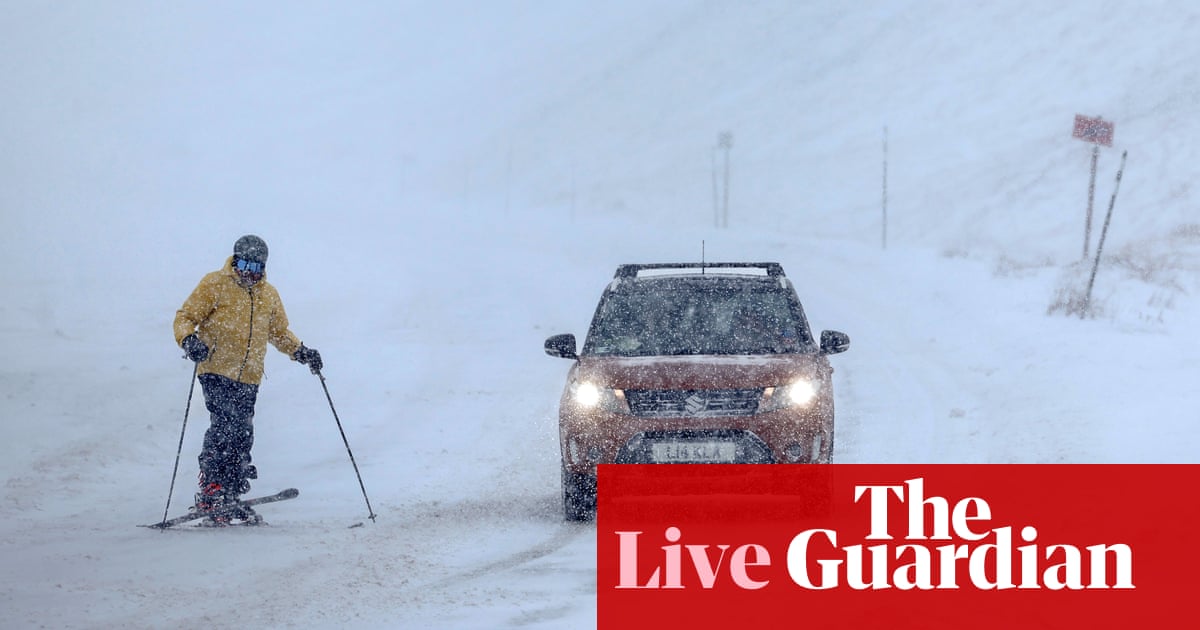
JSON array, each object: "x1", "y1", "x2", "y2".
[{"x1": 614, "y1": 477, "x2": 1134, "y2": 591}]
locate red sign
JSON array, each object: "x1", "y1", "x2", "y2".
[
  {"x1": 1073, "y1": 114, "x2": 1114, "y2": 146},
  {"x1": 597, "y1": 464, "x2": 1199, "y2": 629}
]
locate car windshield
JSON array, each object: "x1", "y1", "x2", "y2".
[{"x1": 584, "y1": 282, "x2": 811, "y2": 357}]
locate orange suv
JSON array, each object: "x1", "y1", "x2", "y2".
[{"x1": 544, "y1": 262, "x2": 850, "y2": 520}]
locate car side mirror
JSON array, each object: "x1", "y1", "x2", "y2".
[
  {"x1": 544, "y1": 333, "x2": 578, "y2": 359},
  {"x1": 819, "y1": 330, "x2": 850, "y2": 355}
]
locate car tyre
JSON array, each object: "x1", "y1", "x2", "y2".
[
  {"x1": 562, "y1": 466, "x2": 597, "y2": 522},
  {"x1": 820, "y1": 429, "x2": 835, "y2": 464}
]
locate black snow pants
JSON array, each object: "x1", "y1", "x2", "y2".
[{"x1": 197, "y1": 373, "x2": 259, "y2": 499}]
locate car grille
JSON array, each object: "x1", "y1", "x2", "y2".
[{"x1": 624, "y1": 388, "x2": 763, "y2": 418}]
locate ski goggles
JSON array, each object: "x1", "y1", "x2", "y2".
[{"x1": 235, "y1": 258, "x2": 265, "y2": 274}]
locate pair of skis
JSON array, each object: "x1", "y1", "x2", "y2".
[
  {"x1": 150, "y1": 364, "x2": 376, "y2": 531},
  {"x1": 142, "y1": 488, "x2": 298, "y2": 529}
]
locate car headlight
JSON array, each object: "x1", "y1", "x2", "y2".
[
  {"x1": 569, "y1": 380, "x2": 628, "y2": 414},
  {"x1": 574, "y1": 382, "x2": 602, "y2": 406},
  {"x1": 759, "y1": 377, "x2": 819, "y2": 412}
]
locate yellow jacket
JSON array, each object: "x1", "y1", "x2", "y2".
[{"x1": 174, "y1": 256, "x2": 303, "y2": 385}]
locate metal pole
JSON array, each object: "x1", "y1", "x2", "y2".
[
  {"x1": 718, "y1": 132, "x2": 732, "y2": 228},
  {"x1": 711, "y1": 148, "x2": 719, "y2": 228},
  {"x1": 1083, "y1": 145, "x2": 1099, "y2": 260},
  {"x1": 156, "y1": 363, "x2": 198, "y2": 530},
  {"x1": 1082, "y1": 150, "x2": 1127, "y2": 318},
  {"x1": 723, "y1": 145, "x2": 730, "y2": 228},
  {"x1": 882, "y1": 126, "x2": 889, "y2": 251},
  {"x1": 316, "y1": 370, "x2": 377, "y2": 522},
  {"x1": 505, "y1": 142, "x2": 513, "y2": 217}
]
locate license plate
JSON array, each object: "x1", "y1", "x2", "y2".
[{"x1": 651, "y1": 441, "x2": 738, "y2": 463}]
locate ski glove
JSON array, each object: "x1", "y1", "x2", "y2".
[
  {"x1": 181, "y1": 334, "x2": 209, "y2": 362},
  {"x1": 293, "y1": 344, "x2": 323, "y2": 373}
]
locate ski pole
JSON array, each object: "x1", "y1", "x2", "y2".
[
  {"x1": 316, "y1": 369, "x2": 377, "y2": 522},
  {"x1": 157, "y1": 362, "x2": 198, "y2": 530}
]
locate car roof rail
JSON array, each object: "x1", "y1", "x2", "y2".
[{"x1": 614, "y1": 262, "x2": 785, "y2": 278}]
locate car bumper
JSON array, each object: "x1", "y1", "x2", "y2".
[{"x1": 559, "y1": 404, "x2": 832, "y2": 474}]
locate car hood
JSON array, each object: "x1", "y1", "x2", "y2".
[{"x1": 574, "y1": 354, "x2": 826, "y2": 390}]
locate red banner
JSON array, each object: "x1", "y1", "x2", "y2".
[{"x1": 597, "y1": 464, "x2": 1199, "y2": 629}]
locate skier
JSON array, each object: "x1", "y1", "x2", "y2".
[{"x1": 173, "y1": 235, "x2": 323, "y2": 525}]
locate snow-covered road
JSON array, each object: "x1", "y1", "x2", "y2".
[{"x1": 4, "y1": 218, "x2": 1194, "y2": 628}]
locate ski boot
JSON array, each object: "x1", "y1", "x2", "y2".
[
  {"x1": 229, "y1": 503, "x2": 264, "y2": 526},
  {"x1": 226, "y1": 473, "x2": 264, "y2": 525},
  {"x1": 192, "y1": 483, "x2": 232, "y2": 527}
]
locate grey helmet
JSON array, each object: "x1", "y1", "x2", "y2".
[{"x1": 233, "y1": 234, "x2": 268, "y2": 264}]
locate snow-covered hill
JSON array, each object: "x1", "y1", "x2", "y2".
[{"x1": 2, "y1": 2, "x2": 1198, "y2": 628}]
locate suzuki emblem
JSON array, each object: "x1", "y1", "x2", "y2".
[{"x1": 684, "y1": 393, "x2": 707, "y2": 414}]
